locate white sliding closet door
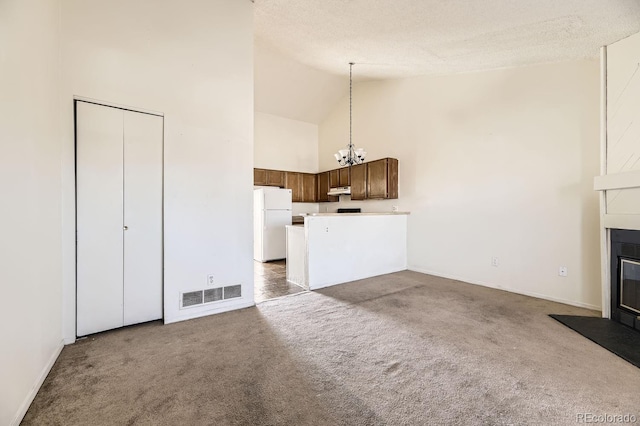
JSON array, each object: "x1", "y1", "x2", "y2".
[
  {"x1": 123, "y1": 111, "x2": 163, "y2": 326},
  {"x1": 76, "y1": 101, "x2": 163, "y2": 336}
]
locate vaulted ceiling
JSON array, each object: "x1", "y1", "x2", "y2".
[{"x1": 254, "y1": 0, "x2": 640, "y2": 123}]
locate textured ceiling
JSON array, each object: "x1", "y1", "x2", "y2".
[{"x1": 254, "y1": 0, "x2": 640, "y2": 79}]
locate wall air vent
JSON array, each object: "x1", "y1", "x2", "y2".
[
  {"x1": 224, "y1": 285, "x2": 242, "y2": 299},
  {"x1": 182, "y1": 290, "x2": 203, "y2": 307},
  {"x1": 204, "y1": 288, "x2": 223, "y2": 303},
  {"x1": 180, "y1": 285, "x2": 241, "y2": 309}
]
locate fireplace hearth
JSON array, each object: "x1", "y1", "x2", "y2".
[
  {"x1": 610, "y1": 229, "x2": 640, "y2": 332},
  {"x1": 547, "y1": 230, "x2": 640, "y2": 369}
]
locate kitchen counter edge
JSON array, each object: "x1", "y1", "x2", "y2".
[{"x1": 305, "y1": 212, "x2": 410, "y2": 217}]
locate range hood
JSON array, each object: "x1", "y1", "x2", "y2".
[{"x1": 328, "y1": 186, "x2": 351, "y2": 196}]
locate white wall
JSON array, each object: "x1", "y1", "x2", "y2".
[
  {"x1": 254, "y1": 39, "x2": 346, "y2": 124},
  {"x1": 254, "y1": 112, "x2": 320, "y2": 215},
  {"x1": 60, "y1": 0, "x2": 254, "y2": 334},
  {"x1": 255, "y1": 112, "x2": 319, "y2": 172},
  {"x1": 320, "y1": 60, "x2": 602, "y2": 309},
  {"x1": 0, "y1": 1, "x2": 64, "y2": 424}
]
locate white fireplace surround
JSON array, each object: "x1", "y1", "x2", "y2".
[{"x1": 594, "y1": 33, "x2": 640, "y2": 319}]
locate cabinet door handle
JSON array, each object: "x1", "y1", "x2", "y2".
[{"x1": 123, "y1": 225, "x2": 128, "y2": 231}]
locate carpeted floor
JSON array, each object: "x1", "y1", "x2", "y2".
[{"x1": 22, "y1": 271, "x2": 640, "y2": 425}]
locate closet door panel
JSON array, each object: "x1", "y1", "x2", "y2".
[
  {"x1": 76, "y1": 102, "x2": 125, "y2": 336},
  {"x1": 123, "y1": 111, "x2": 163, "y2": 326}
]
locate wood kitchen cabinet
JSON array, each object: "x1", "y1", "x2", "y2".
[
  {"x1": 285, "y1": 172, "x2": 303, "y2": 202},
  {"x1": 317, "y1": 171, "x2": 338, "y2": 203},
  {"x1": 266, "y1": 170, "x2": 285, "y2": 187},
  {"x1": 349, "y1": 163, "x2": 367, "y2": 200},
  {"x1": 329, "y1": 169, "x2": 340, "y2": 188},
  {"x1": 253, "y1": 168, "x2": 285, "y2": 187},
  {"x1": 339, "y1": 167, "x2": 350, "y2": 186},
  {"x1": 328, "y1": 167, "x2": 350, "y2": 188},
  {"x1": 254, "y1": 168, "x2": 267, "y2": 186},
  {"x1": 285, "y1": 172, "x2": 317, "y2": 203},
  {"x1": 254, "y1": 158, "x2": 397, "y2": 202},
  {"x1": 367, "y1": 158, "x2": 398, "y2": 199},
  {"x1": 301, "y1": 173, "x2": 317, "y2": 202}
]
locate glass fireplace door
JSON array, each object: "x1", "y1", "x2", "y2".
[{"x1": 620, "y1": 259, "x2": 640, "y2": 315}]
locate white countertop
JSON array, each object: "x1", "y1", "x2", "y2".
[{"x1": 304, "y1": 212, "x2": 410, "y2": 217}]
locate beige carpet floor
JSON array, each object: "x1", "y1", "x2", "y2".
[{"x1": 22, "y1": 271, "x2": 640, "y2": 425}]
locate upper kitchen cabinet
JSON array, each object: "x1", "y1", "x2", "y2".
[
  {"x1": 317, "y1": 171, "x2": 338, "y2": 203},
  {"x1": 253, "y1": 168, "x2": 285, "y2": 187},
  {"x1": 339, "y1": 167, "x2": 350, "y2": 187},
  {"x1": 286, "y1": 172, "x2": 318, "y2": 203},
  {"x1": 285, "y1": 172, "x2": 303, "y2": 202},
  {"x1": 301, "y1": 173, "x2": 317, "y2": 202},
  {"x1": 266, "y1": 170, "x2": 285, "y2": 187},
  {"x1": 366, "y1": 158, "x2": 398, "y2": 199},
  {"x1": 254, "y1": 159, "x2": 398, "y2": 201},
  {"x1": 328, "y1": 167, "x2": 349, "y2": 188},
  {"x1": 350, "y1": 163, "x2": 367, "y2": 200},
  {"x1": 329, "y1": 169, "x2": 340, "y2": 188},
  {"x1": 254, "y1": 168, "x2": 267, "y2": 186}
]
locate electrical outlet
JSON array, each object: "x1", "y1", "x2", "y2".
[
  {"x1": 559, "y1": 266, "x2": 568, "y2": 277},
  {"x1": 392, "y1": 205, "x2": 399, "y2": 212},
  {"x1": 491, "y1": 257, "x2": 499, "y2": 267},
  {"x1": 207, "y1": 274, "x2": 215, "y2": 286},
  {"x1": 325, "y1": 226, "x2": 329, "y2": 233}
]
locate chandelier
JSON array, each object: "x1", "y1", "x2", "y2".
[{"x1": 334, "y1": 62, "x2": 366, "y2": 166}]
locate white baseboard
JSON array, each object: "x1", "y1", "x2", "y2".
[
  {"x1": 12, "y1": 340, "x2": 64, "y2": 426},
  {"x1": 310, "y1": 266, "x2": 408, "y2": 291},
  {"x1": 164, "y1": 300, "x2": 255, "y2": 325},
  {"x1": 407, "y1": 266, "x2": 601, "y2": 311}
]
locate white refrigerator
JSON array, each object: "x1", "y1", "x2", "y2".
[{"x1": 254, "y1": 188, "x2": 292, "y2": 262}]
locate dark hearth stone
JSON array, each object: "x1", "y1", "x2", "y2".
[{"x1": 549, "y1": 315, "x2": 640, "y2": 369}]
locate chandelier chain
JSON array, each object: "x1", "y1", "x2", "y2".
[
  {"x1": 333, "y1": 62, "x2": 365, "y2": 167},
  {"x1": 349, "y1": 62, "x2": 353, "y2": 153}
]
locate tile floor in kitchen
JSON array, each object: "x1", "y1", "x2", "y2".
[{"x1": 254, "y1": 260, "x2": 306, "y2": 303}]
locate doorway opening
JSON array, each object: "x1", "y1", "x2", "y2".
[
  {"x1": 254, "y1": 259, "x2": 305, "y2": 303},
  {"x1": 252, "y1": 187, "x2": 306, "y2": 302}
]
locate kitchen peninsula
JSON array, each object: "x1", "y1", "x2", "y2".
[{"x1": 285, "y1": 212, "x2": 409, "y2": 290}]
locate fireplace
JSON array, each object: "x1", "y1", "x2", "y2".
[{"x1": 610, "y1": 229, "x2": 640, "y2": 331}]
